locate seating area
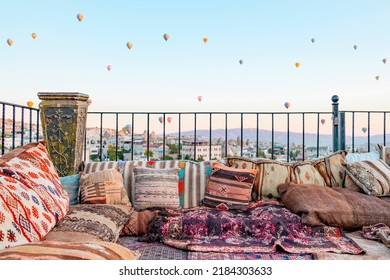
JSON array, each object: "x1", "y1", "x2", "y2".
[{"x1": 0, "y1": 141, "x2": 389, "y2": 260}]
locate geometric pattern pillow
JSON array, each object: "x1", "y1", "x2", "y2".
[
  {"x1": 203, "y1": 162, "x2": 257, "y2": 210},
  {"x1": 325, "y1": 151, "x2": 347, "y2": 188},
  {"x1": 0, "y1": 142, "x2": 69, "y2": 249},
  {"x1": 256, "y1": 159, "x2": 293, "y2": 200},
  {"x1": 79, "y1": 169, "x2": 130, "y2": 205},
  {"x1": 44, "y1": 204, "x2": 133, "y2": 243},
  {"x1": 343, "y1": 159, "x2": 390, "y2": 196},
  {"x1": 133, "y1": 167, "x2": 180, "y2": 210},
  {"x1": 293, "y1": 161, "x2": 329, "y2": 187}
]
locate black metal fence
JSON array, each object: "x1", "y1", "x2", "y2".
[
  {"x1": 0, "y1": 101, "x2": 41, "y2": 155},
  {"x1": 1, "y1": 96, "x2": 389, "y2": 161}
]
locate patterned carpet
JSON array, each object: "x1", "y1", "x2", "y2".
[{"x1": 117, "y1": 236, "x2": 313, "y2": 260}]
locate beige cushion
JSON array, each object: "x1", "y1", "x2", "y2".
[
  {"x1": 79, "y1": 168, "x2": 130, "y2": 205},
  {"x1": 325, "y1": 151, "x2": 347, "y2": 188},
  {"x1": 133, "y1": 167, "x2": 180, "y2": 210},
  {"x1": 376, "y1": 144, "x2": 390, "y2": 166},
  {"x1": 343, "y1": 159, "x2": 390, "y2": 196},
  {"x1": 292, "y1": 161, "x2": 328, "y2": 187}
]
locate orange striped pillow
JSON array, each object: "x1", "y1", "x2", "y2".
[{"x1": 203, "y1": 162, "x2": 257, "y2": 210}]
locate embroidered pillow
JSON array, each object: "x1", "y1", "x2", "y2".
[
  {"x1": 0, "y1": 142, "x2": 69, "y2": 250},
  {"x1": 133, "y1": 167, "x2": 180, "y2": 210},
  {"x1": 293, "y1": 161, "x2": 329, "y2": 187},
  {"x1": 203, "y1": 162, "x2": 257, "y2": 210},
  {"x1": 325, "y1": 151, "x2": 347, "y2": 188},
  {"x1": 79, "y1": 169, "x2": 130, "y2": 205},
  {"x1": 256, "y1": 159, "x2": 293, "y2": 200},
  {"x1": 343, "y1": 159, "x2": 390, "y2": 196}
]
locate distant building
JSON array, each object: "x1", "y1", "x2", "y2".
[{"x1": 181, "y1": 139, "x2": 222, "y2": 160}]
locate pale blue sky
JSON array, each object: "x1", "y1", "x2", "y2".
[{"x1": 1, "y1": 0, "x2": 389, "y2": 116}]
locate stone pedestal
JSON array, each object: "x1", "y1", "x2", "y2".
[{"x1": 38, "y1": 92, "x2": 89, "y2": 176}]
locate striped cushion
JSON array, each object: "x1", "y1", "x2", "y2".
[
  {"x1": 325, "y1": 151, "x2": 347, "y2": 188},
  {"x1": 203, "y1": 162, "x2": 256, "y2": 210},
  {"x1": 0, "y1": 240, "x2": 138, "y2": 260},
  {"x1": 133, "y1": 167, "x2": 180, "y2": 210},
  {"x1": 79, "y1": 169, "x2": 130, "y2": 205},
  {"x1": 344, "y1": 159, "x2": 390, "y2": 196}
]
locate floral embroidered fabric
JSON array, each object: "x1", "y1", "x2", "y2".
[{"x1": 142, "y1": 201, "x2": 363, "y2": 254}]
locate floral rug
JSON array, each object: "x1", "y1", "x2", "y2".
[{"x1": 141, "y1": 201, "x2": 364, "y2": 255}]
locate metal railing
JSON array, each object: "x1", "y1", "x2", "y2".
[
  {"x1": 0, "y1": 101, "x2": 41, "y2": 155},
  {"x1": 1, "y1": 96, "x2": 389, "y2": 161}
]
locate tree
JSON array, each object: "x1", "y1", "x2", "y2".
[
  {"x1": 167, "y1": 143, "x2": 179, "y2": 154},
  {"x1": 184, "y1": 155, "x2": 191, "y2": 160},
  {"x1": 257, "y1": 149, "x2": 266, "y2": 158},
  {"x1": 107, "y1": 145, "x2": 124, "y2": 160},
  {"x1": 144, "y1": 150, "x2": 154, "y2": 158}
]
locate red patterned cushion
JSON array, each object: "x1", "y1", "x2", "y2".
[
  {"x1": 203, "y1": 162, "x2": 257, "y2": 210},
  {"x1": 0, "y1": 142, "x2": 69, "y2": 249}
]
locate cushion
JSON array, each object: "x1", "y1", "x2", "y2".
[
  {"x1": 376, "y1": 144, "x2": 390, "y2": 166},
  {"x1": 343, "y1": 174, "x2": 365, "y2": 193},
  {"x1": 325, "y1": 151, "x2": 347, "y2": 188},
  {"x1": 44, "y1": 204, "x2": 133, "y2": 243},
  {"x1": 256, "y1": 159, "x2": 293, "y2": 200},
  {"x1": 79, "y1": 169, "x2": 130, "y2": 205},
  {"x1": 133, "y1": 167, "x2": 180, "y2": 210},
  {"x1": 203, "y1": 162, "x2": 257, "y2": 210},
  {"x1": 343, "y1": 159, "x2": 390, "y2": 196},
  {"x1": 60, "y1": 174, "x2": 80, "y2": 205},
  {"x1": 278, "y1": 182, "x2": 390, "y2": 229},
  {"x1": 82, "y1": 160, "x2": 202, "y2": 209},
  {"x1": 292, "y1": 161, "x2": 329, "y2": 187},
  {"x1": 0, "y1": 240, "x2": 138, "y2": 260},
  {"x1": 0, "y1": 142, "x2": 69, "y2": 250},
  {"x1": 226, "y1": 157, "x2": 259, "y2": 200},
  {"x1": 346, "y1": 151, "x2": 380, "y2": 163},
  {"x1": 121, "y1": 209, "x2": 160, "y2": 236}
]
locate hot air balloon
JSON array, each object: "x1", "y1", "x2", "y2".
[
  {"x1": 167, "y1": 117, "x2": 172, "y2": 123},
  {"x1": 27, "y1": 101, "x2": 34, "y2": 108},
  {"x1": 284, "y1": 102, "x2": 290, "y2": 109},
  {"x1": 198, "y1": 96, "x2": 202, "y2": 102},
  {"x1": 362, "y1": 127, "x2": 367, "y2": 133},
  {"x1": 107, "y1": 65, "x2": 111, "y2": 71},
  {"x1": 203, "y1": 37, "x2": 208, "y2": 43},
  {"x1": 31, "y1": 33, "x2": 37, "y2": 39},
  {"x1": 311, "y1": 38, "x2": 315, "y2": 43},
  {"x1": 158, "y1": 116, "x2": 164, "y2": 124},
  {"x1": 353, "y1": 45, "x2": 358, "y2": 50},
  {"x1": 77, "y1": 13, "x2": 84, "y2": 22},
  {"x1": 86, "y1": 99, "x2": 92, "y2": 106},
  {"x1": 295, "y1": 62, "x2": 300, "y2": 68},
  {"x1": 163, "y1": 33, "x2": 170, "y2": 41},
  {"x1": 127, "y1": 42, "x2": 133, "y2": 49},
  {"x1": 125, "y1": 124, "x2": 132, "y2": 133},
  {"x1": 383, "y1": 58, "x2": 387, "y2": 64},
  {"x1": 239, "y1": 59, "x2": 244, "y2": 65},
  {"x1": 321, "y1": 119, "x2": 326, "y2": 125},
  {"x1": 375, "y1": 75, "x2": 380, "y2": 80},
  {"x1": 7, "y1": 38, "x2": 14, "y2": 46}
]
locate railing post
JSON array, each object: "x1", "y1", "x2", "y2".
[
  {"x1": 332, "y1": 95, "x2": 339, "y2": 152},
  {"x1": 339, "y1": 111, "x2": 345, "y2": 151}
]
